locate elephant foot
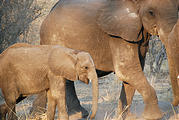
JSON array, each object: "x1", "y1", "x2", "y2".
[
  {"x1": 172, "y1": 97, "x2": 179, "y2": 106},
  {"x1": 143, "y1": 103, "x2": 163, "y2": 120},
  {"x1": 125, "y1": 112, "x2": 138, "y2": 120},
  {"x1": 0, "y1": 104, "x2": 8, "y2": 120},
  {"x1": 59, "y1": 115, "x2": 69, "y2": 120},
  {"x1": 68, "y1": 105, "x2": 89, "y2": 119}
]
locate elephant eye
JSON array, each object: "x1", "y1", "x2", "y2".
[
  {"x1": 84, "y1": 66, "x2": 88, "y2": 70},
  {"x1": 148, "y1": 10, "x2": 155, "y2": 17}
]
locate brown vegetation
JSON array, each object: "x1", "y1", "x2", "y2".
[{"x1": 0, "y1": 0, "x2": 42, "y2": 53}]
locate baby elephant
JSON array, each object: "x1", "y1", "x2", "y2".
[{"x1": 0, "y1": 43, "x2": 98, "y2": 120}]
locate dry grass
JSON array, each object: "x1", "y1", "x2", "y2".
[{"x1": 27, "y1": 113, "x2": 47, "y2": 120}]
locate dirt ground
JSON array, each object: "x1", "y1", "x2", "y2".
[{"x1": 10, "y1": 73, "x2": 178, "y2": 120}]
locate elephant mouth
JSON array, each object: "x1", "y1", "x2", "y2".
[
  {"x1": 109, "y1": 34, "x2": 122, "y2": 39},
  {"x1": 86, "y1": 79, "x2": 89, "y2": 84},
  {"x1": 109, "y1": 34, "x2": 139, "y2": 43},
  {"x1": 82, "y1": 78, "x2": 89, "y2": 84},
  {"x1": 148, "y1": 25, "x2": 158, "y2": 36},
  {"x1": 151, "y1": 26, "x2": 158, "y2": 36},
  {"x1": 78, "y1": 75, "x2": 89, "y2": 84}
]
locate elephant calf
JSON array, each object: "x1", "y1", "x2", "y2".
[{"x1": 0, "y1": 43, "x2": 98, "y2": 120}]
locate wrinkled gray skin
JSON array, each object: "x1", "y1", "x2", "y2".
[{"x1": 31, "y1": 0, "x2": 178, "y2": 119}]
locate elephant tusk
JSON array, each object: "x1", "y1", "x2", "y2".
[
  {"x1": 177, "y1": 75, "x2": 179, "y2": 86},
  {"x1": 158, "y1": 28, "x2": 165, "y2": 37},
  {"x1": 128, "y1": 13, "x2": 138, "y2": 18},
  {"x1": 89, "y1": 79, "x2": 92, "y2": 83}
]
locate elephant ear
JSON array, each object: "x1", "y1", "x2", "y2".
[
  {"x1": 48, "y1": 47, "x2": 78, "y2": 81},
  {"x1": 97, "y1": 0, "x2": 142, "y2": 42}
]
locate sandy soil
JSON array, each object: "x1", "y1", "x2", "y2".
[{"x1": 9, "y1": 73, "x2": 178, "y2": 120}]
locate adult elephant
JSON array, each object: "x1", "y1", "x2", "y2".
[
  {"x1": 167, "y1": 19, "x2": 179, "y2": 106},
  {"x1": 31, "y1": 0, "x2": 178, "y2": 119}
]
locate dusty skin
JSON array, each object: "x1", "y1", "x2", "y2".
[
  {"x1": 0, "y1": 43, "x2": 98, "y2": 120},
  {"x1": 167, "y1": 19, "x2": 179, "y2": 107},
  {"x1": 32, "y1": 0, "x2": 179, "y2": 119}
]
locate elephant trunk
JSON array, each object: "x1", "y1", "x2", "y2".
[{"x1": 88, "y1": 69, "x2": 98, "y2": 119}]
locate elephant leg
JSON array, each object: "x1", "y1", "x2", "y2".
[
  {"x1": 2, "y1": 87, "x2": 18, "y2": 120},
  {"x1": 117, "y1": 82, "x2": 135, "y2": 118},
  {"x1": 47, "y1": 75, "x2": 68, "y2": 120},
  {"x1": 47, "y1": 90, "x2": 56, "y2": 120},
  {"x1": 56, "y1": 82, "x2": 68, "y2": 120},
  {"x1": 30, "y1": 91, "x2": 47, "y2": 115},
  {"x1": 0, "y1": 103, "x2": 7, "y2": 120},
  {"x1": 4, "y1": 97, "x2": 17, "y2": 120},
  {"x1": 109, "y1": 39, "x2": 162, "y2": 119},
  {"x1": 66, "y1": 80, "x2": 89, "y2": 118},
  {"x1": 131, "y1": 77, "x2": 162, "y2": 119},
  {"x1": 30, "y1": 81, "x2": 88, "y2": 119},
  {"x1": 170, "y1": 68, "x2": 179, "y2": 106},
  {"x1": 166, "y1": 48, "x2": 179, "y2": 106},
  {"x1": 117, "y1": 38, "x2": 148, "y2": 116},
  {"x1": 6, "y1": 104, "x2": 16, "y2": 120},
  {"x1": 168, "y1": 57, "x2": 179, "y2": 106}
]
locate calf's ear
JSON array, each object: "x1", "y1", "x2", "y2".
[{"x1": 49, "y1": 48, "x2": 78, "y2": 81}]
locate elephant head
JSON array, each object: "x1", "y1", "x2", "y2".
[
  {"x1": 98, "y1": 0, "x2": 178, "y2": 43},
  {"x1": 75, "y1": 51, "x2": 98, "y2": 119},
  {"x1": 48, "y1": 47, "x2": 98, "y2": 119},
  {"x1": 97, "y1": 0, "x2": 179, "y2": 115}
]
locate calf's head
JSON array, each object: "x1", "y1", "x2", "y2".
[{"x1": 49, "y1": 48, "x2": 98, "y2": 119}]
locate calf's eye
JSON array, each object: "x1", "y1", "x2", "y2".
[
  {"x1": 85, "y1": 66, "x2": 88, "y2": 70},
  {"x1": 149, "y1": 10, "x2": 155, "y2": 17}
]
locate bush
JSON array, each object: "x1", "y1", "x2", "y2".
[
  {"x1": 145, "y1": 36, "x2": 169, "y2": 78},
  {"x1": 0, "y1": 0, "x2": 41, "y2": 53}
]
